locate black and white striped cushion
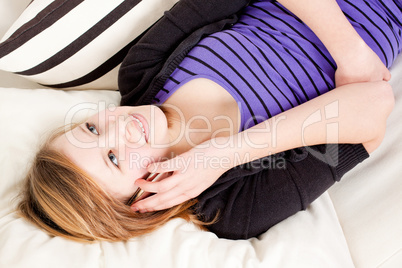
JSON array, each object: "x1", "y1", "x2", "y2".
[{"x1": 0, "y1": 0, "x2": 178, "y2": 90}]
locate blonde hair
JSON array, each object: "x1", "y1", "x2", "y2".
[{"x1": 17, "y1": 127, "x2": 207, "y2": 243}]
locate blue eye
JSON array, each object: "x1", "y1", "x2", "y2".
[
  {"x1": 108, "y1": 151, "x2": 118, "y2": 167},
  {"x1": 86, "y1": 123, "x2": 99, "y2": 135}
]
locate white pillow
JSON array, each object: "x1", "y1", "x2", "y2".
[
  {"x1": 0, "y1": 0, "x2": 179, "y2": 90},
  {"x1": 0, "y1": 86, "x2": 355, "y2": 268}
]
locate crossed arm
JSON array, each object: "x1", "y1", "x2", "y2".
[
  {"x1": 277, "y1": 0, "x2": 391, "y2": 86},
  {"x1": 128, "y1": 0, "x2": 394, "y2": 212}
]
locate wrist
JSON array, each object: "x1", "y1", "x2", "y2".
[
  {"x1": 331, "y1": 37, "x2": 368, "y2": 68},
  {"x1": 210, "y1": 133, "x2": 270, "y2": 170},
  {"x1": 206, "y1": 136, "x2": 237, "y2": 172}
]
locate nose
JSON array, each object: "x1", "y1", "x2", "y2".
[
  {"x1": 120, "y1": 116, "x2": 145, "y2": 146},
  {"x1": 104, "y1": 114, "x2": 146, "y2": 158}
]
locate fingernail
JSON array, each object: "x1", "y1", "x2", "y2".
[
  {"x1": 131, "y1": 207, "x2": 139, "y2": 212},
  {"x1": 139, "y1": 209, "x2": 148, "y2": 213}
]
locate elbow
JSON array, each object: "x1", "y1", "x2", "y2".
[
  {"x1": 374, "y1": 81, "x2": 395, "y2": 117},
  {"x1": 363, "y1": 81, "x2": 394, "y2": 153},
  {"x1": 371, "y1": 81, "x2": 395, "y2": 126}
]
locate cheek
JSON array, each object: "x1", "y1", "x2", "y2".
[
  {"x1": 122, "y1": 146, "x2": 168, "y2": 172},
  {"x1": 150, "y1": 130, "x2": 170, "y2": 150},
  {"x1": 123, "y1": 148, "x2": 150, "y2": 172}
]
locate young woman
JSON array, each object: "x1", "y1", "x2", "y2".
[{"x1": 18, "y1": 0, "x2": 401, "y2": 242}]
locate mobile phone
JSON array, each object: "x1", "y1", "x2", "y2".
[{"x1": 127, "y1": 173, "x2": 164, "y2": 205}]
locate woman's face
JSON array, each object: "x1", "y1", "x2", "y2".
[{"x1": 52, "y1": 105, "x2": 171, "y2": 202}]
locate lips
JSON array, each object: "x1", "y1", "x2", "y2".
[{"x1": 130, "y1": 114, "x2": 149, "y2": 143}]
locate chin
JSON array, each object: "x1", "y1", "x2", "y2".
[{"x1": 148, "y1": 105, "x2": 170, "y2": 148}]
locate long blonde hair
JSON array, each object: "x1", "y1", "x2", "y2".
[{"x1": 17, "y1": 127, "x2": 207, "y2": 243}]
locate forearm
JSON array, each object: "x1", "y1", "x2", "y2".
[
  {"x1": 218, "y1": 81, "x2": 393, "y2": 169},
  {"x1": 276, "y1": 0, "x2": 365, "y2": 65},
  {"x1": 135, "y1": 81, "x2": 392, "y2": 213}
]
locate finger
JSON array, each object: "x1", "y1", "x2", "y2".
[
  {"x1": 131, "y1": 187, "x2": 179, "y2": 211},
  {"x1": 152, "y1": 194, "x2": 195, "y2": 211},
  {"x1": 132, "y1": 184, "x2": 198, "y2": 212},
  {"x1": 134, "y1": 178, "x2": 171, "y2": 194},
  {"x1": 132, "y1": 193, "x2": 194, "y2": 212},
  {"x1": 134, "y1": 172, "x2": 182, "y2": 194},
  {"x1": 147, "y1": 158, "x2": 181, "y2": 174},
  {"x1": 147, "y1": 156, "x2": 184, "y2": 173}
]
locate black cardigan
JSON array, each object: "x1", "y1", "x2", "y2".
[{"x1": 118, "y1": 0, "x2": 369, "y2": 239}]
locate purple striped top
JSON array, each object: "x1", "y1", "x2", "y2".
[{"x1": 154, "y1": 0, "x2": 402, "y2": 131}]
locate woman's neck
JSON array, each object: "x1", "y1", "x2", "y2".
[{"x1": 161, "y1": 78, "x2": 240, "y2": 156}]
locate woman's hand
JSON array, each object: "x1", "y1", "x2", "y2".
[
  {"x1": 276, "y1": 0, "x2": 391, "y2": 87},
  {"x1": 131, "y1": 138, "x2": 230, "y2": 213},
  {"x1": 335, "y1": 41, "x2": 391, "y2": 87}
]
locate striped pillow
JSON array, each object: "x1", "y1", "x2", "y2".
[{"x1": 0, "y1": 0, "x2": 178, "y2": 90}]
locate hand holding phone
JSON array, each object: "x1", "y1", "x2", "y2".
[{"x1": 127, "y1": 173, "x2": 164, "y2": 205}]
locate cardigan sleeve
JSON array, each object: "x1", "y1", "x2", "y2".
[
  {"x1": 195, "y1": 143, "x2": 369, "y2": 239},
  {"x1": 118, "y1": 0, "x2": 250, "y2": 106}
]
